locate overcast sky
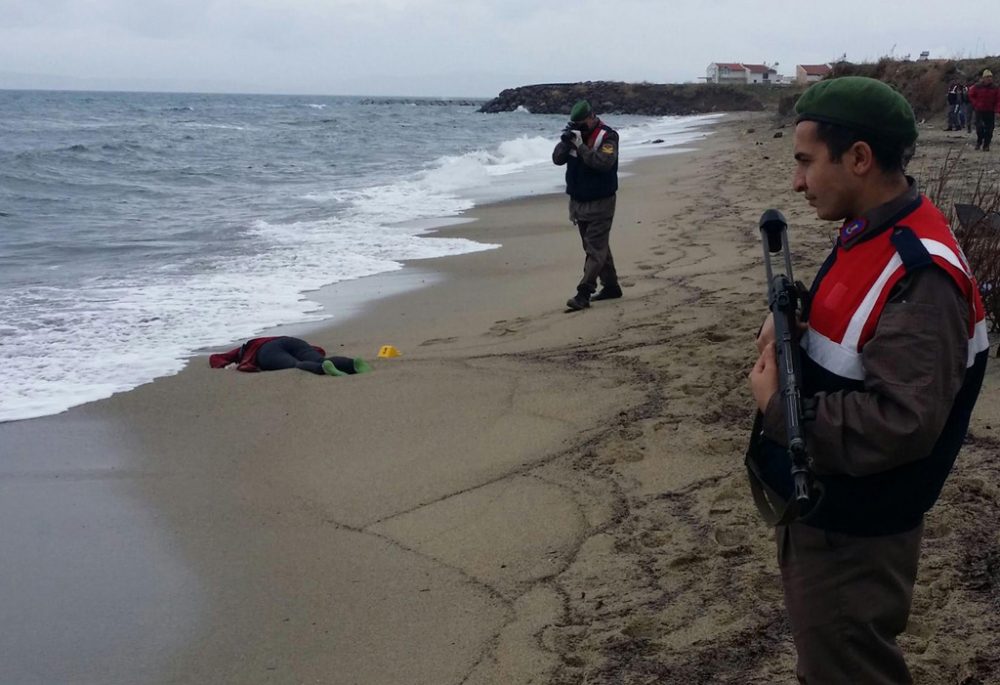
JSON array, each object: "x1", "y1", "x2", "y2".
[{"x1": 1, "y1": 0, "x2": 996, "y2": 97}]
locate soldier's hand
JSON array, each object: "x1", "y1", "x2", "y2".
[
  {"x1": 569, "y1": 130, "x2": 583, "y2": 147},
  {"x1": 756, "y1": 312, "x2": 807, "y2": 353},
  {"x1": 749, "y1": 342, "x2": 779, "y2": 413},
  {"x1": 756, "y1": 313, "x2": 775, "y2": 353}
]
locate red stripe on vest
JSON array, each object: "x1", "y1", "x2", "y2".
[{"x1": 810, "y1": 196, "x2": 985, "y2": 354}]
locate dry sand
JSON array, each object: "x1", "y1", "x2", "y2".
[{"x1": 1, "y1": 114, "x2": 998, "y2": 685}]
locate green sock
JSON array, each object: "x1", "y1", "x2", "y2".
[{"x1": 353, "y1": 358, "x2": 373, "y2": 374}]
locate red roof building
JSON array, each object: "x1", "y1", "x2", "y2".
[
  {"x1": 706, "y1": 62, "x2": 779, "y2": 84},
  {"x1": 796, "y1": 64, "x2": 832, "y2": 84}
]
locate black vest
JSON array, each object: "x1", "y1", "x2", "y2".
[{"x1": 565, "y1": 124, "x2": 618, "y2": 202}]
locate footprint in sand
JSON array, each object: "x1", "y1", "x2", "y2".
[
  {"x1": 618, "y1": 450, "x2": 645, "y2": 463},
  {"x1": 713, "y1": 526, "x2": 749, "y2": 548},
  {"x1": 702, "y1": 329, "x2": 732, "y2": 343},
  {"x1": 488, "y1": 317, "x2": 530, "y2": 337},
  {"x1": 668, "y1": 552, "x2": 703, "y2": 568},
  {"x1": 418, "y1": 336, "x2": 458, "y2": 346}
]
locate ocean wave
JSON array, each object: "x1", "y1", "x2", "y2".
[
  {"x1": 101, "y1": 142, "x2": 145, "y2": 152},
  {"x1": 358, "y1": 98, "x2": 484, "y2": 107},
  {"x1": 297, "y1": 119, "x2": 713, "y2": 226},
  {"x1": 0, "y1": 219, "x2": 498, "y2": 422},
  {"x1": 177, "y1": 122, "x2": 248, "y2": 131}
]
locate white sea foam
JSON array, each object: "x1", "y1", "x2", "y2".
[
  {"x1": 178, "y1": 122, "x2": 248, "y2": 131},
  {"x1": 408, "y1": 113, "x2": 722, "y2": 206},
  {"x1": 0, "y1": 216, "x2": 496, "y2": 422}
]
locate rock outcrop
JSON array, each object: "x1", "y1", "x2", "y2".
[{"x1": 478, "y1": 82, "x2": 775, "y2": 116}]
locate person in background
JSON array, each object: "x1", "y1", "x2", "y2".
[
  {"x1": 748, "y1": 76, "x2": 989, "y2": 683},
  {"x1": 552, "y1": 99, "x2": 622, "y2": 311},
  {"x1": 946, "y1": 82, "x2": 961, "y2": 131},
  {"x1": 209, "y1": 336, "x2": 372, "y2": 376},
  {"x1": 961, "y1": 82, "x2": 973, "y2": 133},
  {"x1": 969, "y1": 69, "x2": 999, "y2": 151}
]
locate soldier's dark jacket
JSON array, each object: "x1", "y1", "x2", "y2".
[{"x1": 552, "y1": 121, "x2": 618, "y2": 202}]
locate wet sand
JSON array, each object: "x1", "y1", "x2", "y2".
[{"x1": 1, "y1": 115, "x2": 998, "y2": 684}]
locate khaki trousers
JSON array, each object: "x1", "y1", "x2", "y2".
[
  {"x1": 776, "y1": 522, "x2": 923, "y2": 684},
  {"x1": 569, "y1": 194, "x2": 617, "y2": 294}
]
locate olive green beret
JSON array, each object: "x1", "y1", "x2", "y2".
[
  {"x1": 569, "y1": 99, "x2": 593, "y2": 122},
  {"x1": 795, "y1": 76, "x2": 917, "y2": 146}
]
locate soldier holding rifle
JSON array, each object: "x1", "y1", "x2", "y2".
[{"x1": 747, "y1": 77, "x2": 989, "y2": 683}]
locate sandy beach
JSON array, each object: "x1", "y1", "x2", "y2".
[{"x1": 2, "y1": 114, "x2": 998, "y2": 684}]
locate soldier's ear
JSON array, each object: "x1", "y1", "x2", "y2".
[{"x1": 848, "y1": 141, "x2": 875, "y2": 177}]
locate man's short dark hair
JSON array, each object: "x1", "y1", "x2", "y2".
[{"x1": 814, "y1": 121, "x2": 911, "y2": 173}]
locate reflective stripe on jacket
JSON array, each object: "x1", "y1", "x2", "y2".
[{"x1": 760, "y1": 196, "x2": 989, "y2": 535}]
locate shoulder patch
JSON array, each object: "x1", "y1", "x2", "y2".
[{"x1": 600, "y1": 143, "x2": 615, "y2": 154}]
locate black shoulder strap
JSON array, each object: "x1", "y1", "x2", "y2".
[{"x1": 890, "y1": 225, "x2": 933, "y2": 272}]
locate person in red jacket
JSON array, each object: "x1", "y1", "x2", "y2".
[
  {"x1": 968, "y1": 69, "x2": 999, "y2": 151},
  {"x1": 209, "y1": 336, "x2": 372, "y2": 376}
]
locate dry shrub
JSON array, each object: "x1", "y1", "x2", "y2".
[
  {"x1": 925, "y1": 147, "x2": 1000, "y2": 334},
  {"x1": 830, "y1": 57, "x2": 1000, "y2": 119}
]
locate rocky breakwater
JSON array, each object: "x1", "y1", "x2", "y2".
[{"x1": 478, "y1": 81, "x2": 772, "y2": 116}]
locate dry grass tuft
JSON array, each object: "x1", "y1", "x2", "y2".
[{"x1": 924, "y1": 146, "x2": 1000, "y2": 334}]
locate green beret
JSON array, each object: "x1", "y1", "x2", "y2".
[
  {"x1": 795, "y1": 76, "x2": 917, "y2": 146},
  {"x1": 569, "y1": 99, "x2": 593, "y2": 122}
]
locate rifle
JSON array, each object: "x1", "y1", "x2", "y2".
[{"x1": 746, "y1": 209, "x2": 814, "y2": 524}]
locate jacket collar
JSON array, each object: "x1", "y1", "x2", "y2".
[{"x1": 840, "y1": 176, "x2": 920, "y2": 249}]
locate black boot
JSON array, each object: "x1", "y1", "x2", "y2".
[
  {"x1": 566, "y1": 290, "x2": 591, "y2": 311},
  {"x1": 592, "y1": 284, "x2": 623, "y2": 301}
]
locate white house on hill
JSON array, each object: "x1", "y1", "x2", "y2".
[
  {"x1": 707, "y1": 63, "x2": 749, "y2": 84},
  {"x1": 706, "y1": 63, "x2": 779, "y2": 85},
  {"x1": 796, "y1": 64, "x2": 832, "y2": 84}
]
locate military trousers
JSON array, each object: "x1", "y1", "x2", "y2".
[
  {"x1": 569, "y1": 194, "x2": 618, "y2": 295},
  {"x1": 975, "y1": 110, "x2": 995, "y2": 149},
  {"x1": 776, "y1": 521, "x2": 923, "y2": 684}
]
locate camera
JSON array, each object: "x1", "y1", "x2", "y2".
[{"x1": 560, "y1": 121, "x2": 582, "y2": 144}]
